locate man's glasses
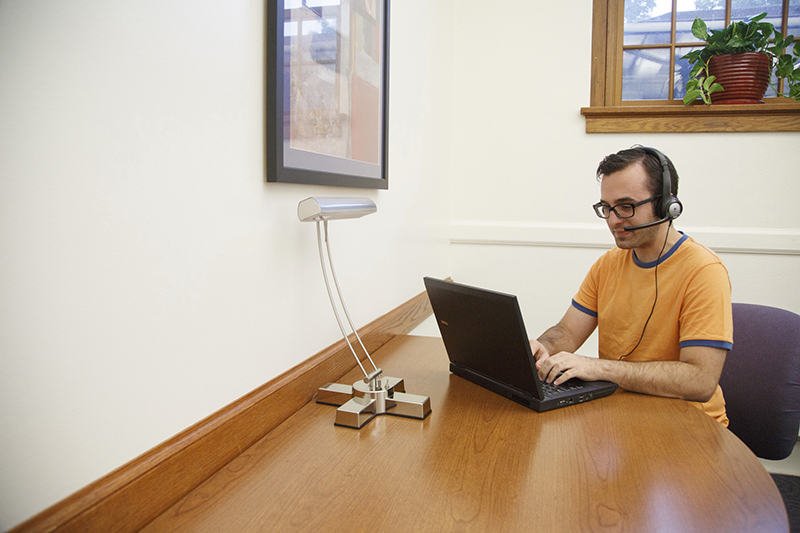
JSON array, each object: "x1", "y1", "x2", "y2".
[{"x1": 593, "y1": 196, "x2": 659, "y2": 219}]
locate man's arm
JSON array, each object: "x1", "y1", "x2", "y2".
[
  {"x1": 537, "y1": 345, "x2": 727, "y2": 403},
  {"x1": 530, "y1": 305, "x2": 597, "y2": 362}
]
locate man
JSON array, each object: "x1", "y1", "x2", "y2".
[{"x1": 531, "y1": 146, "x2": 733, "y2": 425}]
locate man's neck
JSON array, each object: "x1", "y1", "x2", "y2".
[{"x1": 635, "y1": 224, "x2": 682, "y2": 264}]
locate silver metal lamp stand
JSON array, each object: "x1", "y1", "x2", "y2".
[{"x1": 303, "y1": 202, "x2": 431, "y2": 429}]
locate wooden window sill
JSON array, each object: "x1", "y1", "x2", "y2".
[{"x1": 580, "y1": 103, "x2": 800, "y2": 133}]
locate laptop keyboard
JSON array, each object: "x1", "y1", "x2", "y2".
[{"x1": 542, "y1": 379, "x2": 583, "y2": 397}]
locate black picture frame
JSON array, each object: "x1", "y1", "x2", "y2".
[{"x1": 266, "y1": 0, "x2": 390, "y2": 189}]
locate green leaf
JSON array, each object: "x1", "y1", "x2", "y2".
[
  {"x1": 728, "y1": 36, "x2": 747, "y2": 50},
  {"x1": 789, "y1": 85, "x2": 800, "y2": 102},
  {"x1": 706, "y1": 42, "x2": 727, "y2": 54},
  {"x1": 774, "y1": 33, "x2": 795, "y2": 54},
  {"x1": 757, "y1": 22, "x2": 773, "y2": 39},
  {"x1": 683, "y1": 50, "x2": 701, "y2": 63},
  {"x1": 703, "y1": 75, "x2": 717, "y2": 90},
  {"x1": 708, "y1": 83, "x2": 724, "y2": 94},
  {"x1": 683, "y1": 89, "x2": 703, "y2": 105},
  {"x1": 784, "y1": 35, "x2": 795, "y2": 51},
  {"x1": 692, "y1": 18, "x2": 709, "y2": 41},
  {"x1": 689, "y1": 63, "x2": 704, "y2": 78},
  {"x1": 750, "y1": 12, "x2": 767, "y2": 23},
  {"x1": 686, "y1": 79, "x2": 699, "y2": 91},
  {"x1": 776, "y1": 55, "x2": 794, "y2": 78},
  {"x1": 745, "y1": 21, "x2": 758, "y2": 40}
]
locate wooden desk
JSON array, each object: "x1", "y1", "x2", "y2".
[{"x1": 143, "y1": 336, "x2": 788, "y2": 532}]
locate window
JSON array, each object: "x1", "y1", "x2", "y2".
[{"x1": 582, "y1": 0, "x2": 800, "y2": 132}]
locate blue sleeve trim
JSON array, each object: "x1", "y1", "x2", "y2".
[
  {"x1": 572, "y1": 299, "x2": 598, "y2": 318},
  {"x1": 680, "y1": 339, "x2": 733, "y2": 351}
]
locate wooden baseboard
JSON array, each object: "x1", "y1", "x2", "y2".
[{"x1": 12, "y1": 288, "x2": 435, "y2": 533}]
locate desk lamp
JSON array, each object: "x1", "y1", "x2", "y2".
[{"x1": 298, "y1": 197, "x2": 431, "y2": 429}]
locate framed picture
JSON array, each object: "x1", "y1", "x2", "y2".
[{"x1": 266, "y1": 0, "x2": 390, "y2": 189}]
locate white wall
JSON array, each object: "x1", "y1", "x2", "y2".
[
  {"x1": 0, "y1": 0, "x2": 454, "y2": 529},
  {"x1": 446, "y1": 0, "x2": 800, "y2": 348}
]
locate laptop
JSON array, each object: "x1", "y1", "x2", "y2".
[{"x1": 423, "y1": 277, "x2": 617, "y2": 412}]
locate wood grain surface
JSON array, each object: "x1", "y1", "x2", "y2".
[{"x1": 143, "y1": 336, "x2": 788, "y2": 533}]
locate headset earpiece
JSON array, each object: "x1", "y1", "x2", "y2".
[{"x1": 665, "y1": 196, "x2": 682, "y2": 219}]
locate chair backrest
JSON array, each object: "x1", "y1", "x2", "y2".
[{"x1": 718, "y1": 303, "x2": 800, "y2": 460}]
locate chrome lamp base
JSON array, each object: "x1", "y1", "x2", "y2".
[{"x1": 316, "y1": 376, "x2": 432, "y2": 429}]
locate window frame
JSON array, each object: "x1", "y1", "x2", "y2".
[{"x1": 581, "y1": 0, "x2": 800, "y2": 133}]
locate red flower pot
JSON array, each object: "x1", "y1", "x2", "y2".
[{"x1": 708, "y1": 51, "x2": 771, "y2": 104}]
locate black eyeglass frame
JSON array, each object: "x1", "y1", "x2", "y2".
[{"x1": 593, "y1": 196, "x2": 660, "y2": 219}]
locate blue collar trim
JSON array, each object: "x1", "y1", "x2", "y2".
[{"x1": 633, "y1": 232, "x2": 689, "y2": 269}]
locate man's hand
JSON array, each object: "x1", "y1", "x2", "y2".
[
  {"x1": 529, "y1": 339, "x2": 551, "y2": 364},
  {"x1": 536, "y1": 352, "x2": 600, "y2": 386}
]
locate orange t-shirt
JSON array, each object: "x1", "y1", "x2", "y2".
[{"x1": 573, "y1": 233, "x2": 733, "y2": 425}]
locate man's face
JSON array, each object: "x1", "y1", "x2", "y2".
[{"x1": 599, "y1": 162, "x2": 661, "y2": 250}]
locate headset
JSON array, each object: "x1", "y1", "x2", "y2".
[
  {"x1": 625, "y1": 147, "x2": 683, "y2": 231},
  {"x1": 618, "y1": 146, "x2": 681, "y2": 359}
]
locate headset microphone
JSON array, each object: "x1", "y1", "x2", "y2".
[{"x1": 625, "y1": 200, "x2": 683, "y2": 231}]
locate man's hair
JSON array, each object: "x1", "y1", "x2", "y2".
[{"x1": 596, "y1": 146, "x2": 679, "y2": 199}]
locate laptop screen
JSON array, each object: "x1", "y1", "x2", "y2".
[{"x1": 424, "y1": 277, "x2": 541, "y2": 398}]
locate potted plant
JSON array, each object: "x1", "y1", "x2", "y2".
[{"x1": 682, "y1": 12, "x2": 800, "y2": 105}]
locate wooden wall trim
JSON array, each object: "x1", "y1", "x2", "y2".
[
  {"x1": 589, "y1": 0, "x2": 609, "y2": 107},
  {"x1": 580, "y1": 103, "x2": 800, "y2": 133},
  {"x1": 11, "y1": 288, "x2": 436, "y2": 533}
]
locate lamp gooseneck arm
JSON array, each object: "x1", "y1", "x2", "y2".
[{"x1": 316, "y1": 220, "x2": 380, "y2": 380}]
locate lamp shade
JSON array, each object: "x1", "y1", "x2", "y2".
[{"x1": 298, "y1": 197, "x2": 377, "y2": 222}]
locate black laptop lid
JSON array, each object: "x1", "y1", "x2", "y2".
[{"x1": 424, "y1": 277, "x2": 543, "y2": 399}]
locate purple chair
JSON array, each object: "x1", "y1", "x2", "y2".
[{"x1": 718, "y1": 303, "x2": 800, "y2": 460}]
